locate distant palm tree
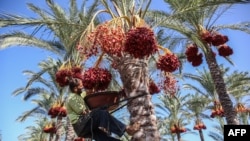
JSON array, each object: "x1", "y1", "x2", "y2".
[
  {"x1": 156, "y1": 91, "x2": 191, "y2": 141},
  {"x1": 12, "y1": 58, "x2": 80, "y2": 140},
  {"x1": 18, "y1": 117, "x2": 50, "y2": 141},
  {"x1": 183, "y1": 66, "x2": 250, "y2": 138},
  {"x1": 185, "y1": 93, "x2": 210, "y2": 141},
  {"x1": 151, "y1": 0, "x2": 250, "y2": 125},
  {"x1": 226, "y1": 70, "x2": 250, "y2": 124}
]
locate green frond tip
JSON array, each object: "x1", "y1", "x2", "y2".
[{"x1": 215, "y1": 22, "x2": 250, "y2": 34}]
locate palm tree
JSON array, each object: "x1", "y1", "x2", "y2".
[
  {"x1": 0, "y1": 0, "x2": 99, "y2": 57},
  {"x1": 1, "y1": 0, "x2": 99, "y2": 140},
  {"x1": 183, "y1": 67, "x2": 250, "y2": 109},
  {"x1": 183, "y1": 66, "x2": 250, "y2": 139},
  {"x1": 12, "y1": 58, "x2": 73, "y2": 140},
  {"x1": 77, "y1": 0, "x2": 164, "y2": 140},
  {"x1": 150, "y1": 0, "x2": 250, "y2": 125},
  {"x1": 185, "y1": 93, "x2": 210, "y2": 141},
  {"x1": 156, "y1": 91, "x2": 191, "y2": 141},
  {"x1": 226, "y1": 70, "x2": 250, "y2": 124},
  {"x1": 18, "y1": 117, "x2": 50, "y2": 141}
]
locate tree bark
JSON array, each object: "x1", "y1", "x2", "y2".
[
  {"x1": 205, "y1": 46, "x2": 239, "y2": 125},
  {"x1": 117, "y1": 56, "x2": 160, "y2": 141},
  {"x1": 65, "y1": 117, "x2": 76, "y2": 141},
  {"x1": 55, "y1": 116, "x2": 63, "y2": 141},
  {"x1": 198, "y1": 129, "x2": 205, "y2": 141}
]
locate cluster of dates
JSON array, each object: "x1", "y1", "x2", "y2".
[
  {"x1": 170, "y1": 124, "x2": 187, "y2": 134},
  {"x1": 82, "y1": 67, "x2": 112, "y2": 92},
  {"x1": 48, "y1": 102, "x2": 67, "y2": 118},
  {"x1": 78, "y1": 23, "x2": 183, "y2": 96},
  {"x1": 210, "y1": 100, "x2": 224, "y2": 118},
  {"x1": 86, "y1": 22, "x2": 125, "y2": 57},
  {"x1": 159, "y1": 75, "x2": 178, "y2": 96},
  {"x1": 124, "y1": 27, "x2": 158, "y2": 58},
  {"x1": 43, "y1": 122, "x2": 56, "y2": 134},
  {"x1": 149, "y1": 80, "x2": 160, "y2": 95},
  {"x1": 193, "y1": 119, "x2": 206, "y2": 130},
  {"x1": 56, "y1": 65, "x2": 112, "y2": 92},
  {"x1": 55, "y1": 66, "x2": 83, "y2": 87},
  {"x1": 235, "y1": 103, "x2": 248, "y2": 113},
  {"x1": 185, "y1": 44, "x2": 203, "y2": 67},
  {"x1": 156, "y1": 52, "x2": 180, "y2": 72},
  {"x1": 201, "y1": 30, "x2": 233, "y2": 57}
]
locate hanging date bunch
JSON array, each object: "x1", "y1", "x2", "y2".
[
  {"x1": 82, "y1": 67, "x2": 112, "y2": 92},
  {"x1": 193, "y1": 119, "x2": 206, "y2": 130},
  {"x1": 124, "y1": 26, "x2": 158, "y2": 58},
  {"x1": 156, "y1": 51, "x2": 180, "y2": 72},
  {"x1": 170, "y1": 123, "x2": 187, "y2": 134},
  {"x1": 71, "y1": 66, "x2": 83, "y2": 80},
  {"x1": 55, "y1": 65, "x2": 83, "y2": 87},
  {"x1": 210, "y1": 100, "x2": 224, "y2": 118},
  {"x1": 200, "y1": 29, "x2": 233, "y2": 57},
  {"x1": 89, "y1": 22, "x2": 125, "y2": 56},
  {"x1": 185, "y1": 43, "x2": 203, "y2": 67},
  {"x1": 43, "y1": 122, "x2": 56, "y2": 134},
  {"x1": 48, "y1": 101, "x2": 67, "y2": 118},
  {"x1": 200, "y1": 29, "x2": 228, "y2": 46},
  {"x1": 235, "y1": 103, "x2": 247, "y2": 113},
  {"x1": 149, "y1": 79, "x2": 160, "y2": 95},
  {"x1": 218, "y1": 44, "x2": 233, "y2": 57},
  {"x1": 55, "y1": 68, "x2": 72, "y2": 87},
  {"x1": 160, "y1": 74, "x2": 178, "y2": 96},
  {"x1": 78, "y1": 20, "x2": 125, "y2": 58}
]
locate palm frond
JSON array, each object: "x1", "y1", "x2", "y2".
[
  {"x1": 0, "y1": 32, "x2": 65, "y2": 54},
  {"x1": 23, "y1": 87, "x2": 49, "y2": 100},
  {"x1": 215, "y1": 22, "x2": 250, "y2": 34},
  {"x1": 22, "y1": 69, "x2": 47, "y2": 90},
  {"x1": 12, "y1": 87, "x2": 27, "y2": 97},
  {"x1": 15, "y1": 106, "x2": 41, "y2": 122}
]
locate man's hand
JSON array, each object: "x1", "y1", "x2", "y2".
[{"x1": 82, "y1": 109, "x2": 90, "y2": 115}]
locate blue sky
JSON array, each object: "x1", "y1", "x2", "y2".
[{"x1": 0, "y1": 0, "x2": 250, "y2": 141}]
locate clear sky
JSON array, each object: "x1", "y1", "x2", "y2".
[{"x1": 0, "y1": 0, "x2": 250, "y2": 141}]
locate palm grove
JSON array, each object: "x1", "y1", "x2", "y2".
[{"x1": 1, "y1": 0, "x2": 250, "y2": 141}]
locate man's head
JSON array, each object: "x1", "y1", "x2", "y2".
[{"x1": 69, "y1": 78, "x2": 83, "y2": 94}]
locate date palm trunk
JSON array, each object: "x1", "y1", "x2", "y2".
[
  {"x1": 117, "y1": 56, "x2": 160, "y2": 141},
  {"x1": 176, "y1": 133, "x2": 181, "y2": 141},
  {"x1": 65, "y1": 117, "x2": 76, "y2": 141},
  {"x1": 205, "y1": 46, "x2": 239, "y2": 125},
  {"x1": 198, "y1": 129, "x2": 205, "y2": 141},
  {"x1": 49, "y1": 133, "x2": 54, "y2": 141},
  {"x1": 55, "y1": 116, "x2": 63, "y2": 141}
]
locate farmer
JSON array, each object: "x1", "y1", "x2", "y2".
[{"x1": 66, "y1": 77, "x2": 139, "y2": 141}]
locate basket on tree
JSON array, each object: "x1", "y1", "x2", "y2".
[{"x1": 84, "y1": 91, "x2": 123, "y2": 111}]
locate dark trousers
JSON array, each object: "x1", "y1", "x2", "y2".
[{"x1": 73, "y1": 108, "x2": 126, "y2": 141}]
